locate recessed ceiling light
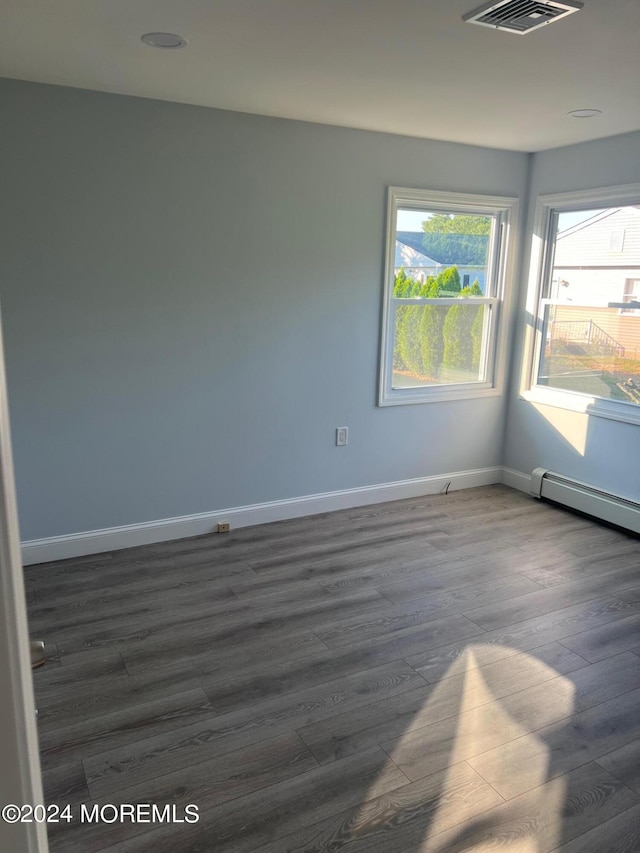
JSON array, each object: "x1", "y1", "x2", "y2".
[
  {"x1": 141, "y1": 32, "x2": 187, "y2": 49},
  {"x1": 568, "y1": 108, "x2": 602, "y2": 118}
]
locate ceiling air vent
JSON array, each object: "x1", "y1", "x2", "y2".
[{"x1": 463, "y1": 0, "x2": 583, "y2": 34}]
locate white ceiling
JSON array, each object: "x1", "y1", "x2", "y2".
[{"x1": 1, "y1": 0, "x2": 639, "y2": 152}]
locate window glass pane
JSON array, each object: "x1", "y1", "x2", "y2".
[
  {"x1": 395, "y1": 209, "x2": 493, "y2": 297},
  {"x1": 392, "y1": 302, "x2": 489, "y2": 389},
  {"x1": 538, "y1": 205, "x2": 640, "y2": 406},
  {"x1": 380, "y1": 188, "x2": 514, "y2": 406},
  {"x1": 539, "y1": 305, "x2": 640, "y2": 404}
]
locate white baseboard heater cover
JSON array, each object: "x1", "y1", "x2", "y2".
[{"x1": 530, "y1": 468, "x2": 640, "y2": 535}]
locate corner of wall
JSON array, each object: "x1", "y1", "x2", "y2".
[{"x1": 498, "y1": 149, "x2": 536, "y2": 468}]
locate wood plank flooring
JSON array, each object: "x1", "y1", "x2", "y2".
[{"x1": 25, "y1": 484, "x2": 640, "y2": 853}]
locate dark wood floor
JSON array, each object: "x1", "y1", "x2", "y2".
[{"x1": 25, "y1": 484, "x2": 640, "y2": 853}]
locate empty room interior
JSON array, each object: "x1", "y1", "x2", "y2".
[{"x1": 2, "y1": 1, "x2": 640, "y2": 851}]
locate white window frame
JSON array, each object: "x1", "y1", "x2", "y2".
[
  {"x1": 621, "y1": 279, "x2": 640, "y2": 315},
  {"x1": 520, "y1": 182, "x2": 640, "y2": 427},
  {"x1": 379, "y1": 187, "x2": 518, "y2": 406}
]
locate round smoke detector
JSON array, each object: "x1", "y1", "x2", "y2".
[
  {"x1": 568, "y1": 109, "x2": 602, "y2": 118},
  {"x1": 141, "y1": 32, "x2": 187, "y2": 49}
]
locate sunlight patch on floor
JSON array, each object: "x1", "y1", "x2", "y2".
[{"x1": 382, "y1": 644, "x2": 575, "y2": 852}]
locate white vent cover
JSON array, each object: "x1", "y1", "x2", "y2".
[{"x1": 463, "y1": 0, "x2": 583, "y2": 34}]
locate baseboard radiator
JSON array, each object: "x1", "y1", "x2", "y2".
[{"x1": 530, "y1": 468, "x2": 640, "y2": 535}]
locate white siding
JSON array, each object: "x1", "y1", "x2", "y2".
[
  {"x1": 551, "y1": 267, "x2": 639, "y2": 306},
  {"x1": 554, "y1": 207, "x2": 640, "y2": 267}
]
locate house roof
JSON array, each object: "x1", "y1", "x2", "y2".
[{"x1": 396, "y1": 232, "x2": 489, "y2": 267}]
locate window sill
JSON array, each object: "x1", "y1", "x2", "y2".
[
  {"x1": 521, "y1": 386, "x2": 640, "y2": 426},
  {"x1": 379, "y1": 385, "x2": 501, "y2": 406}
]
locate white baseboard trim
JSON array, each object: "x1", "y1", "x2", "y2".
[
  {"x1": 501, "y1": 467, "x2": 532, "y2": 493},
  {"x1": 22, "y1": 466, "x2": 503, "y2": 565}
]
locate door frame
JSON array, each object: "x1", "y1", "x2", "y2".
[{"x1": 0, "y1": 310, "x2": 48, "y2": 853}]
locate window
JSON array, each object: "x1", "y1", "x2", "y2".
[
  {"x1": 379, "y1": 187, "x2": 517, "y2": 405},
  {"x1": 524, "y1": 184, "x2": 640, "y2": 423},
  {"x1": 621, "y1": 279, "x2": 640, "y2": 315}
]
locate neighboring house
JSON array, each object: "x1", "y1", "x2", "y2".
[
  {"x1": 551, "y1": 207, "x2": 640, "y2": 358},
  {"x1": 552, "y1": 206, "x2": 640, "y2": 306},
  {"x1": 395, "y1": 231, "x2": 488, "y2": 291}
]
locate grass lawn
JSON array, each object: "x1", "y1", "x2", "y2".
[{"x1": 540, "y1": 351, "x2": 640, "y2": 404}]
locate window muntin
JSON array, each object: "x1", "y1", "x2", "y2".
[
  {"x1": 533, "y1": 204, "x2": 640, "y2": 411},
  {"x1": 379, "y1": 188, "x2": 516, "y2": 406}
]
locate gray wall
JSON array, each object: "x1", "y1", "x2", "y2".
[
  {"x1": 504, "y1": 131, "x2": 640, "y2": 500},
  {"x1": 0, "y1": 79, "x2": 528, "y2": 541}
]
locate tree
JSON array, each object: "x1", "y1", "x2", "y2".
[
  {"x1": 420, "y1": 216, "x2": 491, "y2": 266},
  {"x1": 393, "y1": 269, "x2": 410, "y2": 368},
  {"x1": 418, "y1": 278, "x2": 447, "y2": 380},
  {"x1": 422, "y1": 214, "x2": 491, "y2": 235},
  {"x1": 441, "y1": 283, "x2": 487, "y2": 375},
  {"x1": 395, "y1": 269, "x2": 479, "y2": 379},
  {"x1": 468, "y1": 279, "x2": 484, "y2": 374},
  {"x1": 398, "y1": 305, "x2": 424, "y2": 374},
  {"x1": 394, "y1": 269, "x2": 423, "y2": 370},
  {"x1": 421, "y1": 275, "x2": 437, "y2": 295},
  {"x1": 471, "y1": 303, "x2": 484, "y2": 372},
  {"x1": 393, "y1": 268, "x2": 412, "y2": 297},
  {"x1": 443, "y1": 287, "x2": 476, "y2": 371},
  {"x1": 438, "y1": 266, "x2": 461, "y2": 294},
  {"x1": 393, "y1": 268, "x2": 422, "y2": 297}
]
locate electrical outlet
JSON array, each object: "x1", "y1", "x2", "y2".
[
  {"x1": 336, "y1": 426, "x2": 348, "y2": 446},
  {"x1": 217, "y1": 522, "x2": 231, "y2": 533}
]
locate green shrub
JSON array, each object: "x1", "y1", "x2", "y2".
[
  {"x1": 471, "y1": 305, "x2": 484, "y2": 371},
  {"x1": 438, "y1": 266, "x2": 461, "y2": 294},
  {"x1": 398, "y1": 305, "x2": 424, "y2": 373},
  {"x1": 443, "y1": 304, "x2": 474, "y2": 369},
  {"x1": 442, "y1": 286, "x2": 484, "y2": 372},
  {"x1": 393, "y1": 269, "x2": 424, "y2": 369}
]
